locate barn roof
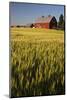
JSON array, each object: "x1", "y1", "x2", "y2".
[{"x1": 35, "y1": 16, "x2": 54, "y2": 23}]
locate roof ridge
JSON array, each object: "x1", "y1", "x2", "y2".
[{"x1": 35, "y1": 16, "x2": 53, "y2": 23}]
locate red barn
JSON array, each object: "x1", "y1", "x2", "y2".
[{"x1": 34, "y1": 16, "x2": 57, "y2": 29}]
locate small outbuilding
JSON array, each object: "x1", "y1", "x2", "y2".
[{"x1": 34, "y1": 16, "x2": 57, "y2": 29}]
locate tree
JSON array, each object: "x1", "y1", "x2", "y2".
[
  {"x1": 59, "y1": 14, "x2": 64, "y2": 25},
  {"x1": 30, "y1": 24, "x2": 34, "y2": 28},
  {"x1": 58, "y1": 14, "x2": 64, "y2": 29},
  {"x1": 16, "y1": 25, "x2": 20, "y2": 27}
]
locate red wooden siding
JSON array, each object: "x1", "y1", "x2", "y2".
[{"x1": 34, "y1": 23, "x2": 49, "y2": 29}]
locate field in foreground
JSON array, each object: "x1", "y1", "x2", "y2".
[{"x1": 10, "y1": 28, "x2": 65, "y2": 97}]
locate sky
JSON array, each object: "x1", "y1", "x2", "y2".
[{"x1": 10, "y1": 2, "x2": 65, "y2": 26}]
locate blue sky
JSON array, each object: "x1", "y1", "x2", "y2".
[{"x1": 10, "y1": 2, "x2": 65, "y2": 26}]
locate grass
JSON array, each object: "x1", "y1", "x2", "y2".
[{"x1": 10, "y1": 28, "x2": 65, "y2": 97}]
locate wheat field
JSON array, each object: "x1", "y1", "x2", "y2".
[{"x1": 10, "y1": 28, "x2": 65, "y2": 97}]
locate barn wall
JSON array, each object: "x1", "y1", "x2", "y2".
[
  {"x1": 49, "y1": 17, "x2": 57, "y2": 29},
  {"x1": 34, "y1": 23, "x2": 49, "y2": 29},
  {"x1": 49, "y1": 21, "x2": 57, "y2": 29},
  {"x1": 43, "y1": 23, "x2": 49, "y2": 28}
]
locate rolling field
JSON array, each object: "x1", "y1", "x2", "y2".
[{"x1": 10, "y1": 28, "x2": 65, "y2": 97}]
